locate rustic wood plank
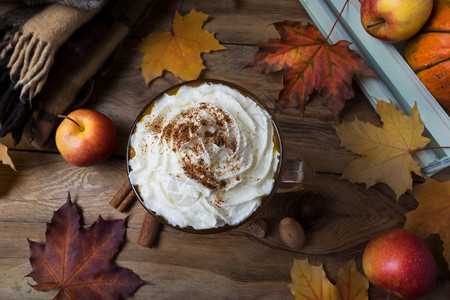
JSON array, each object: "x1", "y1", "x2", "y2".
[
  {"x1": 2, "y1": 42, "x2": 380, "y2": 175},
  {"x1": 1, "y1": 75, "x2": 449, "y2": 299},
  {"x1": 133, "y1": 0, "x2": 312, "y2": 44},
  {"x1": 1, "y1": 159, "x2": 449, "y2": 298},
  {"x1": 0, "y1": 152, "x2": 446, "y2": 299},
  {"x1": 0, "y1": 151, "x2": 416, "y2": 257}
]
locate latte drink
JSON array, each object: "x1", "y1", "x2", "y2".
[{"x1": 128, "y1": 82, "x2": 280, "y2": 230}]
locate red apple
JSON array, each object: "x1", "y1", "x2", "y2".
[
  {"x1": 360, "y1": 0, "x2": 433, "y2": 42},
  {"x1": 362, "y1": 228, "x2": 437, "y2": 299},
  {"x1": 55, "y1": 109, "x2": 117, "y2": 167}
]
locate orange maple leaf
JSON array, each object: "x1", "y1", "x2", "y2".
[
  {"x1": 0, "y1": 142, "x2": 16, "y2": 171},
  {"x1": 288, "y1": 258, "x2": 368, "y2": 300},
  {"x1": 334, "y1": 99, "x2": 430, "y2": 200},
  {"x1": 248, "y1": 22, "x2": 376, "y2": 119},
  {"x1": 404, "y1": 178, "x2": 450, "y2": 268},
  {"x1": 136, "y1": 9, "x2": 225, "y2": 84}
]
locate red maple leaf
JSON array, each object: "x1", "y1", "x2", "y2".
[
  {"x1": 248, "y1": 21, "x2": 376, "y2": 119},
  {"x1": 26, "y1": 193, "x2": 145, "y2": 299}
]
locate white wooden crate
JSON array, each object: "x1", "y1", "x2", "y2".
[{"x1": 299, "y1": 0, "x2": 450, "y2": 175}]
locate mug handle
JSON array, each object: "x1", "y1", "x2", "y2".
[{"x1": 277, "y1": 158, "x2": 314, "y2": 193}]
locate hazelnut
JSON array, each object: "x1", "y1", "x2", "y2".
[
  {"x1": 279, "y1": 217, "x2": 305, "y2": 250},
  {"x1": 248, "y1": 218, "x2": 267, "y2": 238}
]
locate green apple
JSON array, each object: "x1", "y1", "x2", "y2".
[
  {"x1": 55, "y1": 109, "x2": 117, "y2": 167},
  {"x1": 360, "y1": 0, "x2": 433, "y2": 42},
  {"x1": 362, "y1": 229, "x2": 437, "y2": 299}
]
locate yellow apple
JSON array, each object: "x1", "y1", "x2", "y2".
[
  {"x1": 55, "y1": 109, "x2": 117, "y2": 167},
  {"x1": 360, "y1": 0, "x2": 433, "y2": 42}
]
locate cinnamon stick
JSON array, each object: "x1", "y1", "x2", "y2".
[
  {"x1": 137, "y1": 211, "x2": 161, "y2": 248},
  {"x1": 110, "y1": 180, "x2": 161, "y2": 248},
  {"x1": 109, "y1": 180, "x2": 136, "y2": 212}
]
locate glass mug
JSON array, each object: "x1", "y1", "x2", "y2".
[{"x1": 127, "y1": 79, "x2": 312, "y2": 233}]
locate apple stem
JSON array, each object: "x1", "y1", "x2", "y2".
[
  {"x1": 325, "y1": 0, "x2": 349, "y2": 42},
  {"x1": 170, "y1": 0, "x2": 176, "y2": 33},
  {"x1": 58, "y1": 114, "x2": 85, "y2": 132},
  {"x1": 367, "y1": 19, "x2": 386, "y2": 29},
  {"x1": 411, "y1": 146, "x2": 450, "y2": 153}
]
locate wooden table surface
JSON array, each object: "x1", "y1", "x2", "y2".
[{"x1": 1, "y1": 0, "x2": 449, "y2": 299}]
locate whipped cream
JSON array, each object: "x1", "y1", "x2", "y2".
[{"x1": 128, "y1": 82, "x2": 280, "y2": 229}]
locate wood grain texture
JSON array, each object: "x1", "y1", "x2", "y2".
[
  {"x1": 1, "y1": 153, "x2": 449, "y2": 299},
  {"x1": 133, "y1": 0, "x2": 312, "y2": 44},
  {"x1": 0, "y1": 0, "x2": 449, "y2": 299}
]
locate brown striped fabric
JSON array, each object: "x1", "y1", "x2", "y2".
[
  {"x1": 0, "y1": 0, "x2": 156, "y2": 146},
  {"x1": 1, "y1": 0, "x2": 107, "y2": 10}
]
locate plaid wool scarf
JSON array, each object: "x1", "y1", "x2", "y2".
[
  {"x1": 0, "y1": 0, "x2": 156, "y2": 147},
  {"x1": 18, "y1": 0, "x2": 106, "y2": 10}
]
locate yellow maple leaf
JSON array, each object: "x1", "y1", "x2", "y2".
[
  {"x1": 336, "y1": 259, "x2": 368, "y2": 300},
  {"x1": 404, "y1": 178, "x2": 450, "y2": 267},
  {"x1": 334, "y1": 100, "x2": 430, "y2": 200},
  {"x1": 288, "y1": 258, "x2": 368, "y2": 300},
  {"x1": 0, "y1": 142, "x2": 16, "y2": 171},
  {"x1": 136, "y1": 9, "x2": 225, "y2": 84},
  {"x1": 289, "y1": 258, "x2": 338, "y2": 300}
]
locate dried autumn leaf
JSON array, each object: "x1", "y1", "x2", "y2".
[
  {"x1": 136, "y1": 9, "x2": 225, "y2": 84},
  {"x1": 288, "y1": 258, "x2": 368, "y2": 300},
  {"x1": 334, "y1": 99, "x2": 430, "y2": 200},
  {"x1": 0, "y1": 142, "x2": 16, "y2": 171},
  {"x1": 27, "y1": 193, "x2": 145, "y2": 299},
  {"x1": 336, "y1": 259, "x2": 368, "y2": 300},
  {"x1": 248, "y1": 21, "x2": 376, "y2": 119},
  {"x1": 288, "y1": 258, "x2": 338, "y2": 300},
  {"x1": 404, "y1": 178, "x2": 450, "y2": 267}
]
